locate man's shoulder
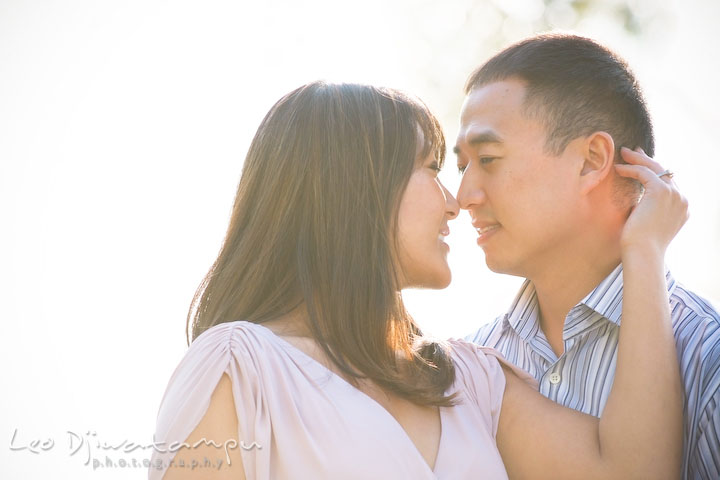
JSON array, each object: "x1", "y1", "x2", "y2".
[
  {"x1": 669, "y1": 284, "x2": 720, "y2": 382},
  {"x1": 670, "y1": 284, "x2": 720, "y2": 341},
  {"x1": 464, "y1": 314, "x2": 507, "y2": 345},
  {"x1": 671, "y1": 283, "x2": 720, "y2": 322}
]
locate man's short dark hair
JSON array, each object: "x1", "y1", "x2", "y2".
[{"x1": 465, "y1": 33, "x2": 654, "y2": 160}]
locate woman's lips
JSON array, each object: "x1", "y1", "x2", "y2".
[{"x1": 438, "y1": 227, "x2": 450, "y2": 250}]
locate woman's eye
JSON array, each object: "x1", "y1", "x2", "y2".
[
  {"x1": 457, "y1": 164, "x2": 467, "y2": 175},
  {"x1": 429, "y1": 162, "x2": 442, "y2": 173}
]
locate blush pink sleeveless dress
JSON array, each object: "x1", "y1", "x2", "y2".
[{"x1": 148, "y1": 321, "x2": 536, "y2": 479}]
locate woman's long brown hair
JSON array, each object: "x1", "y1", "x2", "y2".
[{"x1": 187, "y1": 82, "x2": 456, "y2": 406}]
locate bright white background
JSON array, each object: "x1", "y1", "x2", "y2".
[{"x1": 2, "y1": 0, "x2": 718, "y2": 478}]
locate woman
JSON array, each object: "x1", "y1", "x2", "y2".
[{"x1": 149, "y1": 82, "x2": 686, "y2": 479}]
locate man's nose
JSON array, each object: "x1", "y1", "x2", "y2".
[{"x1": 457, "y1": 165, "x2": 487, "y2": 210}]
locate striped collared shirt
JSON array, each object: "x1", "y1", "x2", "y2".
[{"x1": 467, "y1": 265, "x2": 720, "y2": 479}]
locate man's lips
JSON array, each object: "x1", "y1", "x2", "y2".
[
  {"x1": 475, "y1": 224, "x2": 500, "y2": 234},
  {"x1": 472, "y1": 220, "x2": 501, "y2": 233},
  {"x1": 472, "y1": 221, "x2": 501, "y2": 244}
]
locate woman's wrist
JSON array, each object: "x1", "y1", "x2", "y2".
[{"x1": 620, "y1": 242, "x2": 666, "y2": 269}]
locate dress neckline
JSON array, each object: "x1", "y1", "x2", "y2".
[{"x1": 241, "y1": 320, "x2": 447, "y2": 475}]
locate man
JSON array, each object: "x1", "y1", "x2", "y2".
[{"x1": 456, "y1": 34, "x2": 720, "y2": 479}]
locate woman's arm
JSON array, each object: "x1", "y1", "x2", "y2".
[
  {"x1": 497, "y1": 149, "x2": 687, "y2": 480},
  {"x1": 162, "y1": 374, "x2": 247, "y2": 480}
]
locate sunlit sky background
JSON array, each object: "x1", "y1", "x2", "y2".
[{"x1": 2, "y1": 0, "x2": 718, "y2": 477}]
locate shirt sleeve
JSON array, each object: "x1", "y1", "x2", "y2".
[
  {"x1": 148, "y1": 322, "x2": 267, "y2": 480},
  {"x1": 688, "y1": 385, "x2": 720, "y2": 479}
]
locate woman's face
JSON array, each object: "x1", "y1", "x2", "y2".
[{"x1": 396, "y1": 150, "x2": 459, "y2": 290}]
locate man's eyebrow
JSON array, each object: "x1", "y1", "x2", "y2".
[{"x1": 453, "y1": 131, "x2": 503, "y2": 155}]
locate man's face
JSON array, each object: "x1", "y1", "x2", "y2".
[{"x1": 455, "y1": 78, "x2": 585, "y2": 277}]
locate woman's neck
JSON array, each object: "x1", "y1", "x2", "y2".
[{"x1": 261, "y1": 304, "x2": 313, "y2": 339}]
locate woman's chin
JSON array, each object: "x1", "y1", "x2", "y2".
[
  {"x1": 432, "y1": 270, "x2": 452, "y2": 289},
  {"x1": 406, "y1": 273, "x2": 452, "y2": 291}
]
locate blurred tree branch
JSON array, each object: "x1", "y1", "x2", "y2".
[{"x1": 399, "y1": 0, "x2": 670, "y2": 136}]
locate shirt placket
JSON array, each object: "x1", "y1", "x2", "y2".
[{"x1": 537, "y1": 306, "x2": 589, "y2": 398}]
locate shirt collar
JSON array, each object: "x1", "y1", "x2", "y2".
[
  {"x1": 578, "y1": 263, "x2": 677, "y2": 326},
  {"x1": 504, "y1": 263, "x2": 677, "y2": 335},
  {"x1": 504, "y1": 279, "x2": 542, "y2": 341},
  {"x1": 578, "y1": 263, "x2": 625, "y2": 325}
]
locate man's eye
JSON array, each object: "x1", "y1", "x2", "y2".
[
  {"x1": 479, "y1": 157, "x2": 495, "y2": 165},
  {"x1": 457, "y1": 164, "x2": 467, "y2": 175}
]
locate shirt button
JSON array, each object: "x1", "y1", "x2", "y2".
[{"x1": 549, "y1": 373, "x2": 561, "y2": 385}]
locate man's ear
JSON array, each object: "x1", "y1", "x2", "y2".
[{"x1": 579, "y1": 131, "x2": 615, "y2": 194}]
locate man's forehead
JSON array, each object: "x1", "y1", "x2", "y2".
[
  {"x1": 456, "y1": 80, "x2": 536, "y2": 148},
  {"x1": 461, "y1": 79, "x2": 527, "y2": 118}
]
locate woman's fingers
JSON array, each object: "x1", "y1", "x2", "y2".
[
  {"x1": 620, "y1": 146, "x2": 664, "y2": 173},
  {"x1": 615, "y1": 160, "x2": 689, "y2": 252},
  {"x1": 614, "y1": 163, "x2": 671, "y2": 190}
]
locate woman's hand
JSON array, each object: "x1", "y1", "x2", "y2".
[{"x1": 615, "y1": 147, "x2": 689, "y2": 255}]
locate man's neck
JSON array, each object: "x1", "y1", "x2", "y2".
[{"x1": 529, "y1": 244, "x2": 622, "y2": 357}]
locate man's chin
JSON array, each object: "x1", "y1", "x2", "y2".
[{"x1": 484, "y1": 256, "x2": 524, "y2": 277}]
